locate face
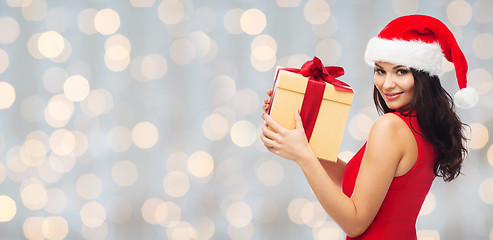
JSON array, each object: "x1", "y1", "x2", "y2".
[{"x1": 373, "y1": 61, "x2": 415, "y2": 110}]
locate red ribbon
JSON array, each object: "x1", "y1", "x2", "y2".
[{"x1": 282, "y1": 57, "x2": 352, "y2": 141}]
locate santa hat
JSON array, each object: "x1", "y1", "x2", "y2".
[{"x1": 364, "y1": 14, "x2": 478, "y2": 109}]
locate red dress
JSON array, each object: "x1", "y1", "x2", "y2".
[{"x1": 341, "y1": 112, "x2": 437, "y2": 240}]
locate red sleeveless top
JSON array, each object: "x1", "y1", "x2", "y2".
[{"x1": 341, "y1": 112, "x2": 437, "y2": 240}]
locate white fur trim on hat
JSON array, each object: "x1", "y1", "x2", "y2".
[
  {"x1": 364, "y1": 37, "x2": 446, "y2": 76},
  {"x1": 454, "y1": 87, "x2": 479, "y2": 109}
]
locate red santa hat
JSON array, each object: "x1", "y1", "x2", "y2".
[{"x1": 364, "y1": 14, "x2": 478, "y2": 109}]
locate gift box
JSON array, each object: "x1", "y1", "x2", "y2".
[{"x1": 268, "y1": 57, "x2": 354, "y2": 162}]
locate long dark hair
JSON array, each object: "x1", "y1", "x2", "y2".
[{"x1": 373, "y1": 69, "x2": 468, "y2": 182}]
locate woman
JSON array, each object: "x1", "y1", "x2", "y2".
[{"x1": 260, "y1": 15, "x2": 478, "y2": 239}]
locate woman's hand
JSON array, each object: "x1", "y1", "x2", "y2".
[
  {"x1": 262, "y1": 89, "x2": 272, "y2": 113},
  {"x1": 260, "y1": 110, "x2": 316, "y2": 164}
]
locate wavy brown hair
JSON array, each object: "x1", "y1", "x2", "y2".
[{"x1": 373, "y1": 69, "x2": 468, "y2": 182}]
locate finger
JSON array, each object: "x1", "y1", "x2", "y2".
[
  {"x1": 264, "y1": 105, "x2": 271, "y2": 113},
  {"x1": 266, "y1": 89, "x2": 272, "y2": 96},
  {"x1": 262, "y1": 113, "x2": 286, "y2": 133},
  {"x1": 260, "y1": 132, "x2": 278, "y2": 149},
  {"x1": 261, "y1": 123, "x2": 279, "y2": 142},
  {"x1": 264, "y1": 97, "x2": 271, "y2": 104},
  {"x1": 294, "y1": 110, "x2": 305, "y2": 131}
]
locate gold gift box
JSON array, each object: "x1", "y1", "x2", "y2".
[{"x1": 269, "y1": 68, "x2": 354, "y2": 162}]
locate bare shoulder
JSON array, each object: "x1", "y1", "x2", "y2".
[
  {"x1": 370, "y1": 113, "x2": 409, "y2": 136},
  {"x1": 366, "y1": 113, "x2": 412, "y2": 160}
]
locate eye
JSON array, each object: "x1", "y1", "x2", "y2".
[
  {"x1": 396, "y1": 69, "x2": 410, "y2": 75},
  {"x1": 374, "y1": 68, "x2": 385, "y2": 75}
]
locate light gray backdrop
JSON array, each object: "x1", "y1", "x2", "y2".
[{"x1": 0, "y1": 0, "x2": 492, "y2": 239}]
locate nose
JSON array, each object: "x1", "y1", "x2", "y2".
[{"x1": 382, "y1": 73, "x2": 396, "y2": 89}]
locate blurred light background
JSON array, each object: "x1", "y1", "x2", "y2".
[{"x1": 0, "y1": 0, "x2": 492, "y2": 239}]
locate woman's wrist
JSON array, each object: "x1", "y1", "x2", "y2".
[{"x1": 296, "y1": 148, "x2": 318, "y2": 168}]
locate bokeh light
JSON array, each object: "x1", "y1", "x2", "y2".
[
  {"x1": 64, "y1": 75, "x2": 90, "y2": 102},
  {"x1": 21, "y1": 181, "x2": 47, "y2": 210},
  {"x1": 224, "y1": 8, "x2": 244, "y2": 35},
  {"x1": 112, "y1": 160, "x2": 138, "y2": 187},
  {"x1": 42, "y1": 216, "x2": 69, "y2": 240},
  {"x1": 392, "y1": 0, "x2": 418, "y2": 15},
  {"x1": 188, "y1": 151, "x2": 214, "y2": 178},
  {"x1": 81, "y1": 88, "x2": 114, "y2": 116},
  {"x1": 312, "y1": 221, "x2": 342, "y2": 240},
  {"x1": 0, "y1": 48, "x2": 9, "y2": 74},
  {"x1": 230, "y1": 120, "x2": 257, "y2": 147},
  {"x1": 140, "y1": 53, "x2": 168, "y2": 81},
  {"x1": 0, "y1": 17, "x2": 20, "y2": 43},
  {"x1": 38, "y1": 31, "x2": 65, "y2": 58},
  {"x1": 468, "y1": 68, "x2": 493, "y2": 96},
  {"x1": 447, "y1": 0, "x2": 472, "y2": 26},
  {"x1": 466, "y1": 123, "x2": 489, "y2": 150},
  {"x1": 130, "y1": 0, "x2": 155, "y2": 8},
  {"x1": 488, "y1": 144, "x2": 493, "y2": 167},
  {"x1": 256, "y1": 160, "x2": 284, "y2": 187},
  {"x1": 163, "y1": 171, "x2": 190, "y2": 198},
  {"x1": 78, "y1": 8, "x2": 98, "y2": 35},
  {"x1": 301, "y1": 201, "x2": 328, "y2": 227},
  {"x1": 473, "y1": 0, "x2": 493, "y2": 23},
  {"x1": 417, "y1": 230, "x2": 440, "y2": 240},
  {"x1": 131, "y1": 121, "x2": 159, "y2": 149},
  {"x1": 157, "y1": 0, "x2": 185, "y2": 25},
  {"x1": 0, "y1": 195, "x2": 16, "y2": 222},
  {"x1": 276, "y1": 0, "x2": 302, "y2": 7},
  {"x1": 202, "y1": 113, "x2": 229, "y2": 141},
  {"x1": 107, "y1": 126, "x2": 133, "y2": 152},
  {"x1": 23, "y1": 217, "x2": 44, "y2": 240},
  {"x1": 170, "y1": 38, "x2": 196, "y2": 65},
  {"x1": 0, "y1": 163, "x2": 5, "y2": 184},
  {"x1": 472, "y1": 33, "x2": 493, "y2": 60},
  {"x1": 226, "y1": 201, "x2": 252, "y2": 228},
  {"x1": 0, "y1": 82, "x2": 16, "y2": 109},
  {"x1": 479, "y1": 178, "x2": 493, "y2": 204},
  {"x1": 44, "y1": 94, "x2": 74, "y2": 128},
  {"x1": 94, "y1": 8, "x2": 120, "y2": 35},
  {"x1": 348, "y1": 113, "x2": 373, "y2": 141},
  {"x1": 304, "y1": 0, "x2": 331, "y2": 24},
  {"x1": 77, "y1": 174, "x2": 103, "y2": 200},
  {"x1": 49, "y1": 129, "x2": 75, "y2": 156},
  {"x1": 22, "y1": 0, "x2": 47, "y2": 21},
  {"x1": 240, "y1": 9, "x2": 266, "y2": 35},
  {"x1": 288, "y1": 198, "x2": 310, "y2": 224},
  {"x1": 80, "y1": 201, "x2": 106, "y2": 228}
]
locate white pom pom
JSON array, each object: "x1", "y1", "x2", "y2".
[{"x1": 454, "y1": 87, "x2": 479, "y2": 109}]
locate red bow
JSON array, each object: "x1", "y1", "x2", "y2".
[{"x1": 285, "y1": 57, "x2": 353, "y2": 93}]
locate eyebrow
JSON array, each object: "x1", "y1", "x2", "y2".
[{"x1": 374, "y1": 63, "x2": 407, "y2": 70}]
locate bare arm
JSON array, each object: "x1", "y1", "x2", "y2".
[
  {"x1": 319, "y1": 158, "x2": 346, "y2": 188},
  {"x1": 261, "y1": 112, "x2": 409, "y2": 237}
]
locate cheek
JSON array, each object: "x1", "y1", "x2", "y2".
[
  {"x1": 403, "y1": 76, "x2": 415, "y2": 91},
  {"x1": 373, "y1": 75, "x2": 383, "y2": 88}
]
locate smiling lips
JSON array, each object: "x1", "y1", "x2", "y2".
[{"x1": 384, "y1": 92, "x2": 403, "y2": 100}]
